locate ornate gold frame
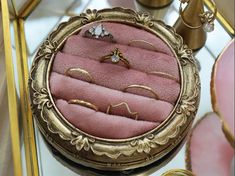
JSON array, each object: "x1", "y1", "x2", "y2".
[{"x1": 29, "y1": 8, "x2": 200, "y2": 170}]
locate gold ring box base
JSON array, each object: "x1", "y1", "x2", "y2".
[
  {"x1": 137, "y1": 0, "x2": 173, "y2": 8},
  {"x1": 29, "y1": 7, "x2": 200, "y2": 171}
]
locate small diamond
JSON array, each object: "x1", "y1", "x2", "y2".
[
  {"x1": 89, "y1": 28, "x2": 94, "y2": 33},
  {"x1": 94, "y1": 24, "x2": 103, "y2": 36},
  {"x1": 203, "y1": 22, "x2": 214, "y2": 32},
  {"x1": 111, "y1": 54, "x2": 120, "y2": 63}
]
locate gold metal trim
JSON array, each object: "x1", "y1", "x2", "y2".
[
  {"x1": 204, "y1": 0, "x2": 234, "y2": 35},
  {"x1": 19, "y1": 0, "x2": 40, "y2": 18},
  {"x1": 13, "y1": 18, "x2": 39, "y2": 176},
  {"x1": 1, "y1": 0, "x2": 23, "y2": 175},
  {"x1": 10, "y1": 0, "x2": 41, "y2": 18},
  {"x1": 106, "y1": 102, "x2": 139, "y2": 120},
  {"x1": 123, "y1": 84, "x2": 160, "y2": 100}
]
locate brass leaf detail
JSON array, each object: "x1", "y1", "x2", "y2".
[
  {"x1": 135, "y1": 12, "x2": 154, "y2": 27},
  {"x1": 35, "y1": 38, "x2": 58, "y2": 60},
  {"x1": 71, "y1": 132, "x2": 95, "y2": 151},
  {"x1": 176, "y1": 73, "x2": 200, "y2": 116},
  {"x1": 32, "y1": 87, "x2": 52, "y2": 110},
  {"x1": 130, "y1": 134, "x2": 156, "y2": 153},
  {"x1": 80, "y1": 9, "x2": 101, "y2": 24}
]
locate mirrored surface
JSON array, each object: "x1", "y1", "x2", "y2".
[{"x1": 9, "y1": 0, "x2": 233, "y2": 175}]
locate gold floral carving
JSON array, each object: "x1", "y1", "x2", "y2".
[
  {"x1": 135, "y1": 12, "x2": 154, "y2": 27},
  {"x1": 29, "y1": 8, "x2": 200, "y2": 170},
  {"x1": 80, "y1": 9, "x2": 101, "y2": 24}
]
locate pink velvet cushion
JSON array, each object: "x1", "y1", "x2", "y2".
[
  {"x1": 62, "y1": 36, "x2": 180, "y2": 79},
  {"x1": 53, "y1": 52, "x2": 180, "y2": 103},
  {"x1": 188, "y1": 113, "x2": 234, "y2": 176},
  {"x1": 50, "y1": 22, "x2": 181, "y2": 139},
  {"x1": 79, "y1": 22, "x2": 174, "y2": 56},
  {"x1": 56, "y1": 99, "x2": 158, "y2": 139},
  {"x1": 50, "y1": 72, "x2": 173, "y2": 122}
]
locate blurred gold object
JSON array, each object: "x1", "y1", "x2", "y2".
[
  {"x1": 137, "y1": 0, "x2": 173, "y2": 8},
  {"x1": 161, "y1": 169, "x2": 195, "y2": 176},
  {"x1": 174, "y1": 0, "x2": 217, "y2": 50}
]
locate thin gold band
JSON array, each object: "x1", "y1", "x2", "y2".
[
  {"x1": 179, "y1": 0, "x2": 217, "y2": 29},
  {"x1": 128, "y1": 40, "x2": 157, "y2": 51},
  {"x1": 123, "y1": 85, "x2": 159, "y2": 100},
  {"x1": 148, "y1": 71, "x2": 179, "y2": 82},
  {"x1": 68, "y1": 99, "x2": 98, "y2": 111},
  {"x1": 65, "y1": 67, "x2": 94, "y2": 83},
  {"x1": 106, "y1": 102, "x2": 139, "y2": 120}
]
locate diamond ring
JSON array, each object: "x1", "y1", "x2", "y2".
[
  {"x1": 100, "y1": 48, "x2": 130, "y2": 69},
  {"x1": 84, "y1": 24, "x2": 115, "y2": 42}
]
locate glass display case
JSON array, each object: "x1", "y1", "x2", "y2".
[{"x1": 0, "y1": 0, "x2": 234, "y2": 176}]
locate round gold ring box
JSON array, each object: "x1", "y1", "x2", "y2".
[{"x1": 29, "y1": 8, "x2": 200, "y2": 171}]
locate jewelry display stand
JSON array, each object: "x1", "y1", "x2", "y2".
[{"x1": 0, "y1": 0, "x2": 233, "y2": 176}]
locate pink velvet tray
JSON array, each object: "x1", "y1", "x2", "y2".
[{"x1": 49, "y1": 22, "x2": 180, "y2": 139}]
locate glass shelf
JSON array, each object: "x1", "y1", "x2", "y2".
[{"x1": 2, "y1": 0, "x2": 233, "y2": 175}]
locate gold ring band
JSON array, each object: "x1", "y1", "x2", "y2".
[
  {"x1": 100, "y1": 48, "x2": 130, "y2": 69},
  {"x1": 148, "y1": 71, "x2": 179, "y2": 82},
  {"x1": 65, "y1": 68, "x2": 94, "y2": 83},
  {"x1": 123, "y1": 85, "x2": 159, "y2": 100},
  {"x1": 128, "y1": 40, "x2": 157, "y2": 51},
  {"x1": 68, "y1": 99, "x2": 98, "y2": 111},
  {"x1": 106, "y1": 102, "x2": 139, "y2": 120}
]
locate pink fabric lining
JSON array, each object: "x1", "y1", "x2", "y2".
[
  {"x1": 56, "y1": 99, "x2": 158, "y2": 139},
  {"x1": 62, "y1": 36, "x2": 180, "y2": 79},
  {"x1": 214, "y1": 40, "x2": 234, "y2": 135},
  {"x1": 189, "y1": 113, "x2": 234, "y2": 176},
  {"x1": 53, "y1": 52, "x2": 180, "y2": 103},
  {"x1": 49, "y1": 22, "x2": 181, "y2": 138},
  {"x1": 79, "y1": 22, "x2": 174, "y2": 56},
  {"x1": 50, "y1": 72, "x2": 173, "y2": 122}
]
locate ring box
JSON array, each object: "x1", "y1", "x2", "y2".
[{"x1": 29, "y1": 7, "x2": 200, "y2": 171}]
